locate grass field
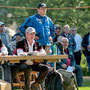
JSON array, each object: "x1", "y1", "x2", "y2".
[
  {"x1": 79, "y1": 77, "x2": 90, "y2": 90},
  {"x1": 14, "y1": 76, "x2": 90, "y2": 90}
]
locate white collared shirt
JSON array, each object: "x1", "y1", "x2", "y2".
[
  {"x1": 65, "y1": 34, "x2": 68, "y2": 37},
  {"x1": 27, "y1": 40, "x2": 35, "y2": 52},
  {"x1": 73, "y1": 34, "x2": 82, "y2": 52}
]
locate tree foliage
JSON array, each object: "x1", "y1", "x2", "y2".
[{"x1": 0, "y1": 0, "x2": 90, "y2": 37}]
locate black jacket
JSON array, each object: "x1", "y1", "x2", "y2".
[
  {"x1": 16, "y1": 38, "x2": 42, "y2": 64},
  {"x1": 82, "y1": 32, "x2": 90, "y2": 56}
]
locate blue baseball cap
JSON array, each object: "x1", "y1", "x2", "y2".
[{"x1": 15, "y1": 32, "x2": 24, "y2": 37}]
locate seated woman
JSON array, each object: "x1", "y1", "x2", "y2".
[{"x1": 0, "y1": 38, "x2": 8, "y2": 56}]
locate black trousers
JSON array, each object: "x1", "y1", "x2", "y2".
[
  {"x1": 73, "y1": 51, "x2": 82, "y2": 65},
  {"x1": 11, "y1": 63, "x2": 49, "y2": 90},
  {"x1": 31, "y1": 63, "x2": 49, "y2": 84},
  {"x1": 10, "y1": 63, "x2": 32, "y2": 90}
]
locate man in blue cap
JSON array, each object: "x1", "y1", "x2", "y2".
[
  {"x1": 20, "y1": 3, "x2": 54, "y2": 54},
  {"x1": 8, "y1": 32, "x2": 24, "y2": 53}
]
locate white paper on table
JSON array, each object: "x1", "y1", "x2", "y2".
[
  {"x1": 66, "y1": 66, "x2": 73, "y2": 72},
  {"x1": 17, "y1": 49, "x2": 24, "y2": 55}
]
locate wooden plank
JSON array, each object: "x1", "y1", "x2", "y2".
[
  {"x1": 13, "y1": 83, "x2": 24, "y2": 87},
  {"x1": 34, "y1": 59, "x2": 61, "y2": 62},
  {"x1": 0, "y1": 55, "x2": 68, "y2": 62},
  {"x1": 9, "y1": 59, "x2": 60, "y2": 63},
  {"x1": 9, "y1": 60, "x2": 20, "y2": 63}
]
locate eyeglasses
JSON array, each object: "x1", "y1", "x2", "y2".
[{"x1": 62, "y1": 41, "x2": 69, "y2": 43}]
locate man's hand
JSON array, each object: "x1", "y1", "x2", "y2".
[
  {"x1": 49, "y1": 36, "x2": 52, "y2": 41},
  {"x1": 72, "y1": 66, "x2": 75, "y2": 71},
  {"x1": 62, "y1": 64, "x2": 67, "y2": 69},
  {"x1": 0, "y1": 53, "x2": 4, "y2": 56},
  {"x1": 32, "y1": 51, "x2": 39, "y2": 55},
  {"x1": 49, "y1": 36, "x2": 53, "y2": 44}
]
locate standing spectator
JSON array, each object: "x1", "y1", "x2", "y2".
[
  {"x1": 20, "y1": 3, "x2": 54, "y2": 53},
  {"x1": 0, "y1": 22, "x2": 10, "y2": 46},
  {"x1": 61, "y1": 25, "x2": 76, "y2": 52},
  {"x1": 71, "y1": 26, "x2": 82, "y2": 65},
  {"x1": 82, "y1": 31, "x2": 90, "y2": 72},
  {"x1": 53, "y1": 25, "x2": 62, "y2": 42}
]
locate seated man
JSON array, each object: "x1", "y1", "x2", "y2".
[
  {"x1": 8, "y1": 32, "x2": 24, "y2": 53},
  {"x1": 51, "y1": 37, "x2": 83, "y2": 87},
  {"x1": 11, "y1": 27, "x2": 49, "y2": 90}
]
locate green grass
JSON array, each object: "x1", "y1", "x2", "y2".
[{"x1": 79, "y1": 77, "x2": 90, "y2": 90}]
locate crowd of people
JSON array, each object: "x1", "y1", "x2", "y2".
[{"x1": 0, "y1": 2, "x2": 90, "y2": 90}]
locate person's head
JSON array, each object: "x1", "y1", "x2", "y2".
[
  {"x1": 55, "y1": 26, "x2": 62, "y2": 36},
  {"x1": 57, "y1": 36, "x2": 64, "y2": 42},
  {"x1": 37, "y1": 3, "x2": 47, "y2": 16},
  {"x1": 54, "y1": 24, "x2": 60, "y2": 30},
  {"x1": 61, "y1": 37, "x2": 69, "y2": 49},
  {"x1": 15, "y1": 32, "x2": 24, "y2": 42},
  {"x1": 0, "y1": 22, "x2": 5, "y2": 33},
  {"x1": 25, "y1": 27, "x2": 36, "y2": 41},
  {"x1": 71, "y1": 26, "x2": 77, "y2": 36},
  {"x1": 63, "y1": 25, "x2": 70, "y2": 34}
]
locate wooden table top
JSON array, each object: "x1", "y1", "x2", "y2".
[{"x1": 0, "y1": 55, "x2": 68, "y2": 63}]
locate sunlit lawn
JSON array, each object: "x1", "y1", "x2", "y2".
[{"x1": 79, "y1": 77, "x2": 90, "y2": 90}]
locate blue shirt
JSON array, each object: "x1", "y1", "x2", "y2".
[
  {"x1": 20, "y1": 13, "x2": 54, "y2": 46},
  {"x1": 0, "y1": 33, "x2": 10, "y2": 46}
]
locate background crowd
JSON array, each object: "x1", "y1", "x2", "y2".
[{"x1": 0, "y1": 2, "x2": 90, "y2": 90}]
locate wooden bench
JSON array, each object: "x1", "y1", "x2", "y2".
[{"x1": 13, "y1": 71, "x2": 41, "y2": 90}]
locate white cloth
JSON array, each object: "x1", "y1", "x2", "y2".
[
  {"x1": 73, "y1": 34, "x2": 82, "y2": 52},
  {"x1": 0, "y1": 45, "x2": 8, "y2": 55},
  {"x1": 27, "y1": 40, "x2": 35, "y2": 52}
]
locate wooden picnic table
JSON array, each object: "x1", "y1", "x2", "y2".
[{"x1": 0, "y1": 55, "x2": 68, "y2": 63}]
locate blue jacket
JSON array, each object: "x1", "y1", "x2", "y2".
[{"x1": 20, "y1": 13, "x2": 54, "y2": 46}]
